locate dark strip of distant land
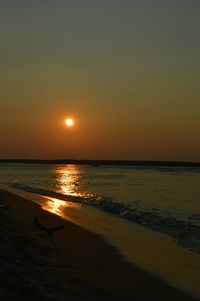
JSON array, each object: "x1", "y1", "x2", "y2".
[{"x1": 0, "y1": 159, "x2": 200, "y2": 167}]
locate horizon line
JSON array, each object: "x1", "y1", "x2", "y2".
[{"x1": 0, "y1": 159, "x2": 200, "y2": 167}]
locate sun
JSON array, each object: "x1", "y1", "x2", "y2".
[{"x1": 65, "y1": 118, "x2": 74, "y2": 127}]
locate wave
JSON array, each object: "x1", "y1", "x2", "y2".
[{"x1": 11, "y1": 182, "x2": 200, "y2": 254}]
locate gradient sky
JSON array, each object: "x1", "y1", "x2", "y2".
[{"x1": 1, "y1": 1, "x2": 200, "y2": 161}]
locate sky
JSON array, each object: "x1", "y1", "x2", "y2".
[{"x1": 0, "y1": 1, "x2": 200, "y2": 161}]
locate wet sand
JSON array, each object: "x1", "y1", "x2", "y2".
[{"x1": 0, "y1": 189, "x2": 198, "y2": 301}]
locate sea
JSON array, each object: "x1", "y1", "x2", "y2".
[{"x1": 0, "y1": 162, "x2": 200, "y2": 298}]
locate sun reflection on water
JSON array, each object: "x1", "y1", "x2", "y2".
[
  {"x1": 42, "y1": 165, "x2": 92, "y2": 218},
  {"x1": 42, "y1": 196, "x2": 80, "y2": 218},
  {"x1": 55, "y1": 164, "x2": 83, "y2": 196},
  {"x1": 41, "y1": 165, "x2": 93, "y2": 217}
]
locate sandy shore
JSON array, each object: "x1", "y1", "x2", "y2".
[{"x1": 0, "y1": 189, "x2": 198, "y2": 301}]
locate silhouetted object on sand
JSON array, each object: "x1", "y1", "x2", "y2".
[{"x1": 33, "y1": 217, "x2": 64, "y2": 234}]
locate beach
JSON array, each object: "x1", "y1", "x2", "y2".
[{"x1": 0, "y1": 189, "x2": 198, "y2": 301}]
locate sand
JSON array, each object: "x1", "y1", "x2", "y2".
[{"x1": 0, "y1": 189, "x2": 198, "y2": 301}]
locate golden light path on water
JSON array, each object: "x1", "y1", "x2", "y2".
[
  {"x1": 54, "y1": 164, "x2": 83, "y2": 196},
  {"x1": 42, "y1": 164, "x2": 84, "y2": 218}
]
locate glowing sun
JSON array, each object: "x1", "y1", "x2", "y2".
[{"x1": 65, "y1": 118, "x2": 74, "y2": 127}]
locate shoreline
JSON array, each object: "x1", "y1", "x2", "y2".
[
  {"x1": 0, "y1": 189, "x2": 198, "y2": 301},
  {"x1": 11, "y1": 183, "x2": 200, "y2": 254}
]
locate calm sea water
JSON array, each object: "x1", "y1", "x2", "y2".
[
  {"x1": 0, "y1": 163, "x2": 199, "y2": 225},
  {"x1": 1, "y1": 163, "x2": 200, "y2": 297}
]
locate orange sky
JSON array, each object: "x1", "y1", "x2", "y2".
[{"x1": 1, "y1": 1, "x2": 200, "y2": 161}]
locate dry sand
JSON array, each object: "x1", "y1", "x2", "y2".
[{"x1": 0, "y1": 189, "x2": 198, "y2": 301}]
